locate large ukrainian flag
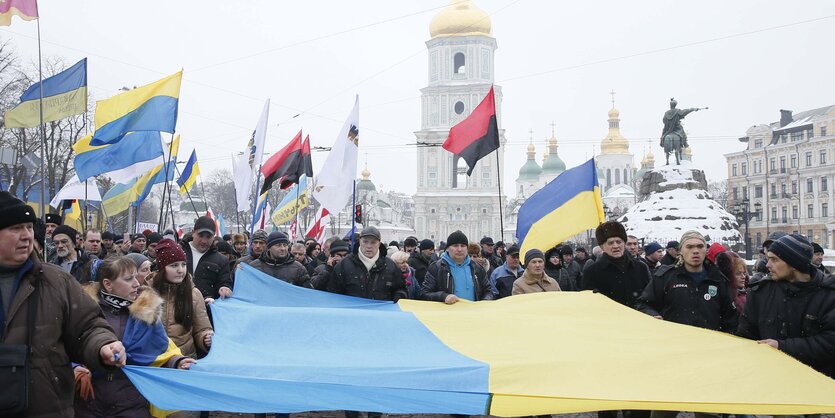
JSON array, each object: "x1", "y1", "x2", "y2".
[
  {"x1": 132, "y1": 135, "x2": 180, "y2": 206},
  {"x1": 73, "y1": 131, "x2": 165, "y2": 183},
  {"x1": 92, "y1": 70, "x2": 181, "y2": 145},
  {"x1": 123, "y1": 265, "x2": 835, "y2": 415},
  {"x1": 102, "y1": 180, "x2": 139, "y2": 216},
  {"x1": 517, "y1": 157, "x2": 604, "y2": 262},
  {"x1": 3, "y1": 58, "x2": 87, "y2": 128}
]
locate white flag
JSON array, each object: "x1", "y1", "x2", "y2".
[
  {"x1": 233, "y1": 99, "x2": 270, "y2": 212},
  {"x1": 312, "y1": 95, "x2": 359, "y2": 214},
  {"x1": 50, "y1": 174, "x2": 103, "y2": 208}
]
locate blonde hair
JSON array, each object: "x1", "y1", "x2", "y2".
[{"x1": 390, "y1": 250, "x2": 410, "y2": 264}]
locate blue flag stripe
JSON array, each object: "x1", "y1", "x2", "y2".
[{"x1": 20, "y1": 58, "x2": 87, "y2": 101}]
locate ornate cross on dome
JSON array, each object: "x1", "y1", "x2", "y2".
[
  {"x1": 528, "y1": 129, "x2": 534, "y2": 143},
  {"x1": 610, "y1": 89, "x2": 616, "y2": 108},
  {"x1": 550, "y1": 121, "x2": 556, "y2": 136}
]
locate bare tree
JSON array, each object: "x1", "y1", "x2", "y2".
[{"x1": 708, "y1": 179, "x2": 729, "y2": 207}]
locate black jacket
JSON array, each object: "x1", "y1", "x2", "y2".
[
  {"x1": 180, "y1": 240, "x2": 232, "y2": 299},
  {"x1": 422, "y1": 256, "x2": 495, "y2": 302},
  {"x1": 660, "y1": 253, "x2": 677, "y2": 266},
  {"x1": 637, "y1": 263, "x2": 738, "y2": 333},
  {"x1": 47, "y1": 249, "x2": 94, "y2": 283},
  {"x1": 582, "y1": 253, "x2": 650, "y2": 309},
  {"x1": 326, "y1": 244, "x2": 407, "y2": 301},
  {"x1": 407, "y1": 251, "x2": 432, "y2": 285},
  {"x1": 249, "y1": 251, "x2": 311, "y2": 288},
  {"x1": 737, "y1": 269, "x2": 835, "y2": 378}
]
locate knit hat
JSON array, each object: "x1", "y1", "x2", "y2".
[
  {"x1": 44, "y1": 212, "x2": 62, "y2": 226},
  {"x1": 418, "y1": 239, "x2": 434, "y2": 251},
  {"x1": 0, "y1": 191, "x2": 37, "y2": 231},
  {"x1": 768, "y1": 233, "x2": 813, "y2": 272},
  {"x1": 222, "y1": 233, "x2": 232, "y2": 242},
  {"x1": 706, "y1": 242, "x2": 728, "y2": 264},
  {"x1": 679, "y1": 230, "x2": 706, "y2": 248},
  {"x1": 575, "y1": 246, "x2": 587, "y2": 254},
  {"x1": 266, "y1": 231, "x2": 290, "y2": 248},
  {"x1": 595, "y1": 221, "x2": 627, "y2": 244},
  {"x1": 644, "y1": 242, "x2": 663, "y2": 255},
  {"x1": 360, "y1": 226, "x2": 381, "y2": 241},
  {"x1": 52, "y1": 225, "x2": 78, "y2": 243},
  {"x1": 559, "y1": 245, "x2": 574, "y2": 256},
  {"x1": 329, "y1": 239, "x2": 350, "y2": 254},
  {"x1": 446, "y1": 230, "x2": 468, "y2": 247},
  {"x1": 404, "y1": 237, "x2": 418, "y2": 248},
  {"x1": 389, "y1": 240, "x2": 400, "y2": 248},
  {"x1": 665, "y1": 241, "x2": 679, "y2": 250},
  {"x1": 252, "y1": 229, "x2": 268, "y2": 243},
  {"x1": 146, "y1": 232, "x2": 163, "y2": 245},
  {"x1": 101, "y1": 231, "x2": 115, "y2": 241},
  {"x1": 131, "y1": 233, "x2": 146, "y2": 242},
  {"x1": 154, "y1": 239, "x2": 186, "y2": 269},
  {"x1": 124, "y1": 253, "x2": 149, "y2": 270},
  {"x1": 763, "y1": 231, "x2": 787, "y2": 248},
  {"x1": 479, "y1": 236, "x2": 494, "y2": 245},
  {"x1": 812, "y1": 242, "x2": 824, "y2": 254},
  {"x1": 495, "y1": 241, "x2": 505, "y2": 249},
  {"x1": 524, "y1": 249, "x2": 545, "y2": 266}
]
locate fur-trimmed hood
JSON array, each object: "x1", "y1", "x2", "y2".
[{"x1": 82, "y1": 282, "x2": 164, "y2": 325}]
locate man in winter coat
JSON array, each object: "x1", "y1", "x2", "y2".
[
  {"x1": 407, "y1": 239, "x2": 434, "y2": 285},
  {"x1": 311, "y1": 239, "x2": 351, "y2": 290},
  {"x1": 640, "y1": 242, "x2": 664, "y2": 274},
  {"x1": 660, "y1": 241, "x2": 679, "y2": 266},
  {"x1": 480, "y1": 236, "x2": 502, "y2": 274},
  {"x1": 250, "y1": 232, "x2": 311, "y2": 288},
  {"x1": 737, "y1": 233, "x2": 835, "y2": 378},
  {"x1": 811, "y1": 242, "x2": 828, "y2": 274},
  {"x1": 490, "y1": 244, "x2": 524, "y2": 299},
  {"x1": 512, "y1": 249, "x2": 560, "y2": 295},
  {"x1": 181, "y1": 216, "x2": 233, "y2": 300},
  {"x1": 637, "y1": 230, "x2": 738, "y2": 333},
  {"x1": 583, "y1": 221, "x2": 652, "y2": 310},
  {"x1": 423, "y1": 230, "x2": 495, "y2": 304},
  {"x1": 559, "y1": 245, "x2": 582, "y2": 290},
  {"x1": 325, "y1": 226, "x2": 407, "y2": 301},
  {"x1": 0, "y1": 191, "x2": 124, "y2": 417},
  {"x1": 48, "y1": 224, "x2": 95, "y2": 283}
]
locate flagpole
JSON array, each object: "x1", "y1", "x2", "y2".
[
  {"x1": 36, "y1": 19, "x2": 47, "y2": 259},
  {"x1": 495, "y1": 150, "x2": 505, "y2": 242},
  {"x1": 173, "y1": 164, "x2": 200, "y2": 218},
  {"x1": 350, "y1": 179, "x2": 357, "y2": 250},
  {"x1": 293, "y1": 182, "x2": 301, "y2": 227},
  {"x1": 249, "y1": 166, "x2": 263, "y2": 237},
  {"x1": 157, "y1": 133, "x2": 176, "y2": 232}
]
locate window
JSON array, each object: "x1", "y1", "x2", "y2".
[
  {"x1": 808, "y1": 204, "x2": 814, "y2": 218},
  {"x1": 790, "y1": 154, "x2": 797, "y2": 168},
  {"x1": 732, "y1": 187, "x2": 738, "y2": 201},
  {"x1": 732, "y1": 164, "x2": 737, "y2": 176},
  {"x1": 428, "y1": 171, "x2": 437, "y2": 187},
  {"x1": 771, "y1": 207, "x2": 777, "y2": 222},
  {"x1": 779, "y1": 157, "x2": 785, "y2": 172},
  {"x1": 742, "y1": 186, "x2": 748, "y2": 199},
  {"x1": 821, "y1": 126, "x2": 828, "y2": 136},
  {"x1": 771, "y1": 183, "x2": 777, "y2": 196},
  {"x1": 820, "y1": 150, "x2": 827, "y2": 165},
  {"x1": 792, "y1": 205, "x2": 798, "y2": 219},
  {"x1": 454, "y1": 101, "x2": 465, "y2": 115},
  {"x1": 806, "y1": 128, "x2": 813, "y2": 139},
  {"x1": 807, "y1": 178, "x2": 813, "y2": 193},
  {"x1": 822, "y1": 176, "x2": 828, "y2": 192},
  {"x1": 806, "y1": 152, "x2": 812, "y2": 166},
  {"x1": 741, "y1": 162, "x2": 747, "y2": 175},
  {"x1": 606, "y1": 169, "x2": 611, "y2": 188},
  {"x1": 791, "y1": 181, "x2": 797, "y2": 195},
  {"x1": 754, "y1": 138, "x2": 763, "y2": 148},
  {"x1": 780, "y1": 183, "x2": 786, "y2": 195},
  {"x1": 615, "y1": 169, "x2": 621, "y2": 184},
  {"x1": 453, "y1": 52, "x2": 466, "y2": 74},
  {"x1": 791, "y1": 131, "x2": 802, "y2": 142},
  {"x1": 755, "y1": 185, "x2": 763, "y2": 198},
  {"x1": 807, "y1": 230, "x2": 813, "y2": 240},
  {"x1": 780, "y1": 134, "x2": 787, "y2": 143},
  {"x1": 770, "y1": 158, "x2": 776, "y2": 172},
  {"x1": 481, "y1": 169, "x2": 490, "y2": 187},
  {"x1": 782, "y1": 207, "x2": 788, "y2": 222},
  {"x1": 823, "y1": 203, "x2": 829, "y2": 218},
  {"x1": 755, "y1": 232, "x2": 762, "y2": 247}
]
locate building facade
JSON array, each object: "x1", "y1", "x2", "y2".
[
  {"x1": 725, "y1": 106, "x2": 835, "y2": 249},
  {"x1": 413, "y1": 0, "x2": 507, "y2": 242}
]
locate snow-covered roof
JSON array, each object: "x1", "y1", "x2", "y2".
[{"x1": 770, "y1": 105, "x2": 835, "y2": 131}]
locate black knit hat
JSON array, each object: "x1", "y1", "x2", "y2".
[
  {"x1": 0, "y1": 191, "x2": 37, "y2": 231},
  {"x1": 418, "y1": 239, "x2": 434, "y2": 251},
  {"x1": 44, "y1": 212, "x2": 62, "y2": 226},
  {"x1": 524, "y1": 249, "x2": 545, "y2": 266},
  {"x1": 559, "y1": 245, "x2": 574, "y2": 256},
  {"x1": 446, "y1": 230, "x2": 468, "y2": 247},
  {"x1": 812, "y1": 242, "x2": 824, "y2": 254},
  {"x1": 101, "y1": 231, "x2": 115, "y2": 241},
  {"x1": 329, "y1": 239, "x2": 350, "y2": 254},
  {"x1": 147, "y1": 232, "x2": 163, "y2": 245},
  {"x1": 266, "y1": 231, "x2": 290, "y2": 248},
  {"x1": 595, "y1": 221, "x2": 627, "y2": 244},
  {"x1": 404, "y1": 237, "x2": 418, "y2": 248},
  {"x1": 768, "y1": 233, "x2": 813, "y2": 272},
  {"x1": 52, "y1": 225, "x2": 78, "y2": 244}
]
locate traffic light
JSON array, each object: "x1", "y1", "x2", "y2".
[{"x1": 354, "y1": 204, "x2": 363, "y2": 224}]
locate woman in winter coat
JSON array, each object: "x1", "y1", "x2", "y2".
[
  {"x1": 391, "y1": 250, "x2": 422, "y2": 299},
  {"x1": 147, "y1": 239, "x2": 214, "y2": 358},
  {"x1": 512, "y1": 249, "x2": 561, "y2": 295},
  {"x1": 75, "y1": 257, "x2": 194, "y2": 417},
  {"x1": 715, "y1": 251, "x2": 749, "y2": 313}
]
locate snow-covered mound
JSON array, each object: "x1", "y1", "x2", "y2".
[{"x1": 619, "y1": 162, "x2": 740, "y2": 244}]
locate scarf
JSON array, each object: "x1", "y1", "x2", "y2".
[
  {"x1": 100, "y1": 288, "x2": 132, "y2": 312},
  {"x1": 357, "y1": 250, "x2": 380, "y2": 272},
  {"x1": 610, "y1": 253, "x2": 630, "y2": 272}
]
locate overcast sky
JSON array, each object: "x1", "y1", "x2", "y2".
[{"x1": 3, "y1": 1, "x2": 834, "y2": 196}]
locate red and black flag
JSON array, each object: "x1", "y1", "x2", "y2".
[
  {"x1": 442, "y1": 86, "x2": 500, "y2": 175},
  {"x1": 260, "y1": 131, "x2": 313, "y2": 194}
]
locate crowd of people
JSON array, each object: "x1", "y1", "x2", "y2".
[{"x1": 1, "y1": 189, "x2": 833, "y2": 417}]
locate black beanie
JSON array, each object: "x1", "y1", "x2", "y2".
[
  {"x1": 0, "y1": 191, "x2": 37, "y2": 231},
  {"x1": 51, "y1": 224, "x2": 78, "y2": 244},
  {"x1": 266, "y1": 231, "x2": 290, "y2": 248},
  {"x1": 418, "y1": 239, "x2": 434, "y2": 251},
  {"x1": 446, "y1": 230, "x2": 468, "y2": 248},
  {"x1": 595, "y1": 221, "x2": 627, "y2": 244},
  {"x1": 404, "y1": 237, "x2": 418, "y2": 248},
  {"x1": 768, "y1": 233, "x2": 813, "y2": 273}
]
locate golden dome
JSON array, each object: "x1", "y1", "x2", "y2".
[
  {"x1": 429, "y1": 0, "x2": 492, "y2": 39},
  {"x1": 526, "y1": 142, "x2": 536, "y2": 157},
  {"x1": 608, "y1": 107, "x2": 620, "y2": 118},
  {"x1": 542, "y1": 139, "x2": 549, "y2": 162},
  {"x1": 601, "y1": 106, "x2": 630, "y2": 155},
  {"x1": 361, "y1": 163, "x2": 371, "y2": 180},
  {"x1": 646, "y1": 148, "x2": 655, "y2": 163}
]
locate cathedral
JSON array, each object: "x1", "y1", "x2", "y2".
[{"x1": 412, "y1": 0, "x2": 507, "y2": 243}]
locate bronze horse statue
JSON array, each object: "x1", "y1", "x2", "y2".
[{"x1": 660, "y1": 98, "x2": 707, "y2": 165}]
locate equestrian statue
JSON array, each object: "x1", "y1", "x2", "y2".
[{"x1": 660, "y1": 98, "x2": 707, "y2": 165}]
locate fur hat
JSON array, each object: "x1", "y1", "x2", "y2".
[
  {"x1": 446, "y1": 230, "x2": 468, "y2": 248},
  {"x1": 44, "y1": 212, "x2": 62, "y2": 226},
  {"x1": 595, "y1": 221, "x2": 627, "y2": 244},
  {"x1": 154, "y1": 239, "x2": 186, "y2": 269},
  {"x1": 0, "y1": 191, "x2": 37, "y2": 231}
]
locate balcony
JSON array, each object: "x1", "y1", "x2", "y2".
[
  {"x1": 781, "y1": 217, "x2": 789, "y2": 224},
  {"x1": 769, "y1": 169, "x2": 778, "y2": 175},
  {"x1": 770, "y1": 217, "x2": 779, "y2": 223},
  {"x1": 770, "y1": 193, "x2": 778, "y2": 199}
]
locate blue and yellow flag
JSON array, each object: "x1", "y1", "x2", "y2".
[
  {"x1": 73, "y1": 131, "x2": 165, "y2": 182},
  {"x1": 4, "y1": 58, "x2": 87, "y2": 128},
  {"x1": 517, "y1": 158, "x2": 604, "y2": 263},
  {"x1": 270, "y1": 176, "x2": 309, "y2": 226},
  {"x1": 177, "y1": 150, "x2": 200, "y2": 195},
  {"x1": 132, "y1": 135, "x2": 180, "y2": 206},
  {"x1": 92, "y1": 70, "x2": 181, "y2": 145},
  {"x1": 102, "y1": 180, "x2": 139, "y2": 216},
  {"x1": 63, "y1": 199, "x2": 81, "y2": 222}
]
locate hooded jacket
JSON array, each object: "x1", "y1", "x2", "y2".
[
  {"x1": 422, "y1": 253, "x2": 495, "y2": 302},
  {"x1": 326, "y1": 244, "x2": 407, "y2": 301},
  {"x1": 249, "y1": 250, "x2": 311, "y2": 288},
  {"x1": 737, "y1": 268, "x2": 835, "y2": 378},
  {"x1": 0, "y1": 253, "x2": 117, "y2": 418}
]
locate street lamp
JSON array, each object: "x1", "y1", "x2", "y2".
[{"x1": 733, "y1": 199, "x2": 754, "y2": 260}]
